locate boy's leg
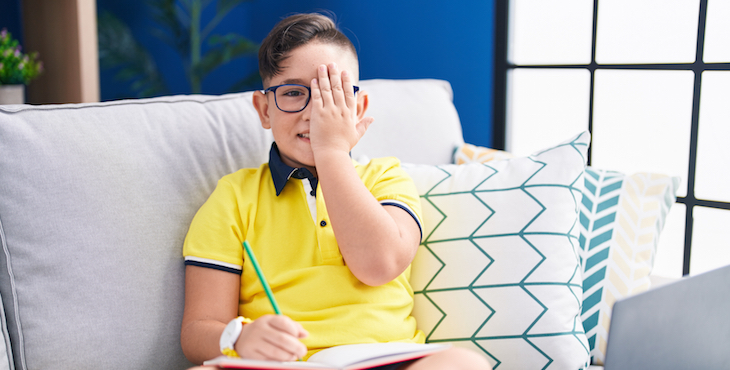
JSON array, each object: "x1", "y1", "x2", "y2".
[{"x1": 400, "y1": 347, "x2": 492, "y2": 370}]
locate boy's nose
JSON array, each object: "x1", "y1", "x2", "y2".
[{"x1": 300, "y1": 102, "x2": 313, "y2": 121}]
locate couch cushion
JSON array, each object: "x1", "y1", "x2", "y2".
[
  {"x1": 0, "y1": 291, "x2": 11, "y2": 370},
  {"x1": 0, "y1": 78, "x2": 465, "y2": 369},
  {"x1": 405, "y1": 132, "x2": 591, "y2": 369},
  {"x1": 354, "y1": 79, "x2": 464, "y2": 165},
  {"x1": 0, "y1": 93, "x2": 273, "y2": 369}
]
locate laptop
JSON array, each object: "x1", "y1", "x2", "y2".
[{"x1": 603, "y1": 264, "x2": 730, "y2": 370}]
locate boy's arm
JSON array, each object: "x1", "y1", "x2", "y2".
[
  {"x1": 181, "y1": 266, "x2": 241, "y2": 364},
  {"x1": 310, "y1": 64, "x2": 421, "y2": 286},
  {"x1": 181, "y1": 266, "x2": 308, "y2": 364},
  {"x1": 316, "y1": 153, "x2": 422, "y2": 286}
]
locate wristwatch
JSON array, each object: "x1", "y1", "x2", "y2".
[{"x1": 220, "y1": 316, "x2": 253, "y2": 357}]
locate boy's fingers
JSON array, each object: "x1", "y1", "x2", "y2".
[
  {"x1": 296, "y1": 321, "x2": 309, "y2": 338},
  {"x1": 342, "y1": 70, "x2": 356, "y2": 109},
  {"x1": 328, "y1": 63, "x2": 346, "y2": 107},
  {"x1": 356, "y1": 116, "x2": 374, "y2": 138},
  {"x1": 255, "y1": 341, "x2": 303, "y2": 362},
  {"x1": 317, "y1": 64, "x2": 334, "y2": 106},
  {"x1": 262, "y1": 333, "x2": 307, "y2": 360},
  {"x1": 245, "y1": 316, "x2": 307, "y2": 361},
  {"x1": 269, "y1": 315, "x2": 305, "y2": 337},
  {"x1": 327, "y1": 63, "x2": 342, "y2": 90},
  {"x1": 310, "y1": 78, "x2": 322, "y2": 106}
]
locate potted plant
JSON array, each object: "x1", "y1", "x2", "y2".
[{"x1": 0, "y1": 28, "x2": 43, "y2": 104}]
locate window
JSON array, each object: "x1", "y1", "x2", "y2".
[{"x1": 494, "y1": 0, "x2": 730, "y2": 277}]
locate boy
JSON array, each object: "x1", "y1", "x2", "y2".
[{"x1": 181, "y1": 13, "x2": 489, "y2": 370}]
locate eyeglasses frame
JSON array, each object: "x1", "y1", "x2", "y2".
[{"x1": 263, "y1": 84, "x2": 360, "y2": 113}]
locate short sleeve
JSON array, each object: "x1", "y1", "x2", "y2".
[
  {"x1": 361, "y1": 157, "x2": 423, "y2": 241},
  {"x1": 183, "y1": 176, "x2": 247, "y2": 274}
]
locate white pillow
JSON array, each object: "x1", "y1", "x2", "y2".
[
  {"x1": 405, "y1": 131, "x2": 591, "y2": 370},
  {"x1": 354, "y1": 79, "x2": 464, "y2": 165}
]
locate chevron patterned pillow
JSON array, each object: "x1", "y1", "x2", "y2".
[
  {"x1": 448, "y1": 140, "x2": 681, "y2": 366},
  {"x1": 404, "y1": 131, "x2": 591, "y2": 370},
  {"x1": 579, "y1": 168, "x2": 679, "y2": 365}
]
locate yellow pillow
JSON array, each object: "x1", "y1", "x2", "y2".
[{"x1": 453, "y1": 143, "x2": 515, "y2": 164}]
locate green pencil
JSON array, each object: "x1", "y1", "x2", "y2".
[
  {"x1": 245, "y1": 241, "x2": 304, "y2": 361},
  {"x1": 243, "y1": 240, "x2": 282, "y2": 315}
]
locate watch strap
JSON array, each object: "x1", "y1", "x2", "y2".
[{"x1": 220, "y1": 316, "x2": 253, "y2": 358}]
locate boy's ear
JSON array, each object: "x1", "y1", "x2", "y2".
[
  {"x1": 356, "y1": 91, "x2": 369, "y2": 121},
  {"x1": 253, "y1": 90, "x2": 272, "y2": 129}
]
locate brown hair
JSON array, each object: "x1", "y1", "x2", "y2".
[{"x1": 258, "y1": 13, "x2": 358, "y2": 86}]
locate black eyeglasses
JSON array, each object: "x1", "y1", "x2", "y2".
[{"x1": 263, "y1": 84, "x2": 360, "y2": 113}]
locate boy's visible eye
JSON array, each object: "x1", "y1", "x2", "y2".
[
  {"x1": 269, "y1": 84, "x2": 312, "y2": 112},
  {"x1": 281, "y1": 88, "x2": 309, "y2": 98}
]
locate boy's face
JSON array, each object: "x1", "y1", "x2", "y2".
[{"x1": 252, "y1": 42, "x2": 367, "y2": 174}]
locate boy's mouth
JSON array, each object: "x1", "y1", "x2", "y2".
[{"x1": 298, "y1": 133, "x2": 310, "y2": 139}]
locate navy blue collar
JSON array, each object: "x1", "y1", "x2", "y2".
[{"x1": 269, "y1": 143, "x2": 318, "y2": 197}]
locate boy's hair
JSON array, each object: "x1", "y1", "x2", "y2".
[{"x1": 258, "y1": 13, "x2": 358, "y2": 86}]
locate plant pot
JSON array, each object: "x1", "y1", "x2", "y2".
[{"x1": 0, "y1": 85, "x2": 25, "y2": 105}]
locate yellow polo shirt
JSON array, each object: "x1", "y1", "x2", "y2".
[{"x1": 183, "y1": 148, "x2": 425, "y2": 357}]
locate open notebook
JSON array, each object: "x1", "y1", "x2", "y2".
[{"x1": 204, "y1": 342, "x2": 449, "y2": 370}]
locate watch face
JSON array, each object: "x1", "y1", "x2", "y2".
[{"x1": 220, "y1": 318, "x2": 242, "y2": 350}]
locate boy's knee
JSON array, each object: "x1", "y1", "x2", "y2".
[
  {"x1": 407, "y1": 347, "x2": 492, "y2": 370},
  {"x1": 448, "y1": 347, "x2": 491, "y2": 369}
]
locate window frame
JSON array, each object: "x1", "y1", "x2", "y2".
[{"x1": 493, "y1": 0, "x2": 730, "y2": 276}]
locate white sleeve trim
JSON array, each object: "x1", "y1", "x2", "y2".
[
  {"x1": 184, "y1": 256, "x2": 242, "y2": 271},
  {"x1": 380, "y1": 199, "x2": 423, "y2": 240}
]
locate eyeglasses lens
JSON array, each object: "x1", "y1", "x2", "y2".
[{"x1": 275, "y1": 85, "x2": 310, "y2": 112}]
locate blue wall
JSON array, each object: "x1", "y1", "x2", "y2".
[
  {"x1": 7, "y1": 0, "x2": 495, "y2": 147},
  {"x1": 0, "y1": 0, "x2": 23, "y2": 42},
  {"x1": 241, "y1": 1, "x2": 496, "y2": 147}
]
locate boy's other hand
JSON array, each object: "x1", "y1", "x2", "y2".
[
  {"x1": 309, "y1": 63, "x2": 373, "y2": 155},
  {"x1": 234, "y1": 314, "x2": 309, "y2": 362}
]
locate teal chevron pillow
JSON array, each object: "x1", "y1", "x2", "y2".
[
  {"x1": 579, "y1": 168, "x2": 679, "y2": 365},
  {"x1": 404, "y1": 131, "x2": 591, "y2": 370}
]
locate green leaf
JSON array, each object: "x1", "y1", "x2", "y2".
[
  {"x1": 97, "y1": 10, "x2": 168, "y2": 97},
  {"x1": 195, "y1": 34, "x2": 257, "y2": 78},
  {"x1": 202, "y1": 0, "x2": 251, "y2": 39},
  {"x1": 216, "y1": 0, "x2": 249, "y2": 14},
  {"x1": 98, "y1": 0, "x2": 258, "y2": 96},
  {"x1": 1, "y1": 27, "x2": 42, "y2": 84},
  {"x1": 226, "y1": 70, "x2": 261, "y2": 93},
  {"x1": 147, "y1": 0, "x2": 190, "y2": 56}
]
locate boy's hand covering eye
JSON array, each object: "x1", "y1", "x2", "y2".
[{"x1": 309, "y1": 63, "x2": 374, "y2": 154}]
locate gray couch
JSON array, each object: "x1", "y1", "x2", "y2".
[{"x1": 0, "y1": 79, "x2": 463, "y2": 370}]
